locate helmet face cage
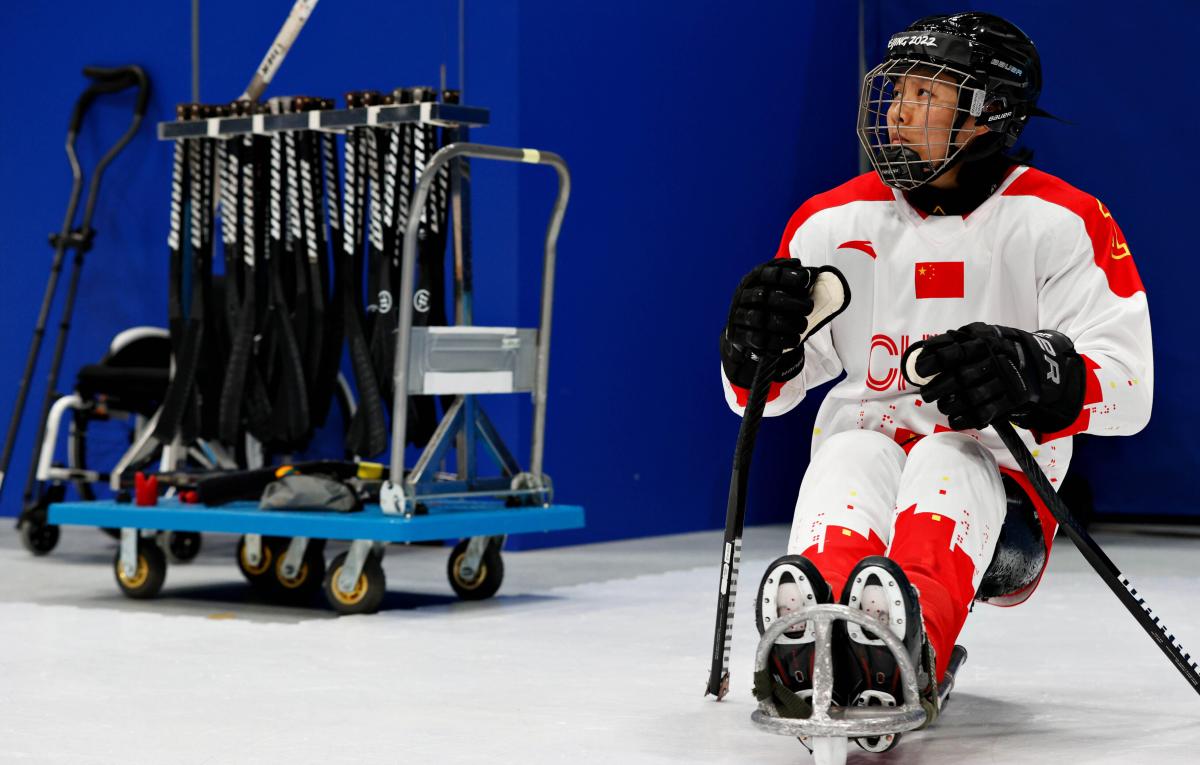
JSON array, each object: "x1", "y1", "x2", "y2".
[{"x1": 857, "y1": 58, "x2": 987, "y2": 191}]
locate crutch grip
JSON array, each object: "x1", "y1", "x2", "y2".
[{"x1": 71, "y1": 65, "x2": 150, "y2": 135}]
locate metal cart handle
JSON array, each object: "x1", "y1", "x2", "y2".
[{"x1": 389, "y1": 143, "x2": 571, "y2": 484}]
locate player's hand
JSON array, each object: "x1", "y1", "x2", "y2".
[
  {"x1": 901, "y1": 322, "x2": 1086, "y2": 432},
  {"x1": 720, "y1": 259, "x2": 850, "y2": 389},
  {"x1": 725, "y1": 258, "x2": 820, "y2": 354}
]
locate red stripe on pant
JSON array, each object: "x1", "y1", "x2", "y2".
[
  {"x1": 800, "y1": 513, "x2": 976, "y2": 683},
  {"x1": 887, "y1": 504, "x2": 977, "y2": 682},
  {"x1": 797, "y1": 526, "x2": 887, "y2": 612}
]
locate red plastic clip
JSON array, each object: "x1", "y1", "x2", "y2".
[
  {"x1": 180, "y1": 490, "x2": 199, "y2": 504},
  {"x1": 134, "y1": 472, "x2": 159, "y2": 506}
]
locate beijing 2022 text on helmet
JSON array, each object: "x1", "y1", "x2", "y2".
[{"x1": 857, "y1": 12, "x2": 1043, "y2": 190}]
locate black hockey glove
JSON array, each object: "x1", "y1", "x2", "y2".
[
  {"x1": 901, "y1": 322, "x2": 1086, "y2": 433},
  {"x1": 720, "y1": 259, "x2": 848, "y2": 389}
]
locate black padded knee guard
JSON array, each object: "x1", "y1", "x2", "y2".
[{"x1": 975, "y1": 474, "x2": 1047, "y2": 602}]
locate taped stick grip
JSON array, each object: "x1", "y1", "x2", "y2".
[
  {"x1": 901, "y1": 346, "x2": 935, "y2": 387},
  {"x1": 800, "y1": 268, "x2": 850, "y2": 345}
]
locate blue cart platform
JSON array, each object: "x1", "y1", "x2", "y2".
[{"x1": 49, "y1": 499, "x2": 585, "y2": 613}]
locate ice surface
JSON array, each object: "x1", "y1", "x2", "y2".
[{"x1": 0, "y1": 525, "x2": 1196, "y2": 763}]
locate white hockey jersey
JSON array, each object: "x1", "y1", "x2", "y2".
[{"x1": 722, "y1": 166, "x2": 1153, "y2": 486}]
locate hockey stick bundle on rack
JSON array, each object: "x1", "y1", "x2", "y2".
[
  {"x1": 342, "y1": 87, "x2": 455, "y2": 458},
  {"x1": 3, "y1": 0, "x2": 323, "y2": 557},
  {"x1": 291, "y1": 97, "x2": 340, "y2": 428},
  {"x1": 339, "y1": 90, "x2": 389, "y2": 458},
  {"x1": 152, "y1": 103, "x2": 220, "y2": 452},
  {"x1": 123, "y1": 0, "x2": 324, "y2": 468}
]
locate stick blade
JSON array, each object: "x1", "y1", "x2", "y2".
[{"x1": 705, "y1": 670, "x2": 730, "y2": 701}]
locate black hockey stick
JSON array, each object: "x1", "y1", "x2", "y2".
[
  {"x1": 153, "y1": 105, "x2": 211, "y2": 444},
  {"x1": 341, "y1": 95, "x2": 388, "y2": 457},
  {"x1": 218, "y1": 125, "x2": 273, "y2": 444},
  {"x1": 706, "y1": 266, "x2": 851, "y2": 700},
  {"x1": 990, "y1": 419, "x2": 1200, "y2": 695},
  {"x1": 402, "y1": 86, "x2": 447, "y2": 447},
  {"x1": 309, "y1": 116, "x2": 344, "y2": 427},
  {"x1": 706, "y1": 355, "x2": 779, "y2": 700},
  {"x1": 238, "y1": 0, "x2": 320, "y2": 103},
  {"x1": 261, "y1": 105, "x2": 310, "y2": 446},
  {"x1": 902, "y1": 349, "x2": 1200, "y2": 696},
  {"x1": 294, "y1": 97, "x2": 330, "y2": 423}
]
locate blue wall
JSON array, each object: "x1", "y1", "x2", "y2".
[
  {"x1": 512, "y1": 1, "x2": 860, "y2": 546},
  {"x1": 0, "y1": 1, "x2": 1192, "y2": 550}
]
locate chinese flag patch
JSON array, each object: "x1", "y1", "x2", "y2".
[{"x1": 915, "y1": 261, "x2": 964, "y2": 299}]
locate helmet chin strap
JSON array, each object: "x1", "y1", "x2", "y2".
[
  {"x1": 922, "y1": 132, "x2": 1003, "y2": 188},
  {"x1": 871, "y1": 108, "x2": 1008, "y2": 190},
  {"x1": 904, "y1": 138, "x2": 1017, "y2": 216},
  {"x1": 955, "y1": 128, "x2": 1005, "y2": 164}
]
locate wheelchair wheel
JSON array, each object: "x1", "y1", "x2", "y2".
[{"x1": 19, "y1": 517, "x2": 61, "y2": 556}]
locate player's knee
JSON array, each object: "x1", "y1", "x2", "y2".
[
  {"x1": 813, "y1": 429, "x2": 905, "y2": 470},
  {"x1": 977, "y1": 476, "x2": 1048, "y2": 602},
  {"x1": 904, "y1": 431, "x2": 998, "y2": 473}
]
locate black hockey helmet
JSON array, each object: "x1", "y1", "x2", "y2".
[{"x1": 858, "y1": 12, "x2": 1043, "y2": 190}]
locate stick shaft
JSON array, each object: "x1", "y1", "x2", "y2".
[
  {"x1": 239, "y1": 0, "x2": 319, "y2": 102},
  {"x1": 706, "y1": 357, "x2": 776, "y2": 699},
  {"x1": 992, "y1": 420, "x2": 1200, "y2": 694}
]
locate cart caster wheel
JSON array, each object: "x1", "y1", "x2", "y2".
[
  {"x1": 448, "y1": 538, "x2": 504, "y2": 601},
  {"x1": 274, "y1": 541, "x2": 326, "y2": 603},
  {"x1": 236, "y1": 536, "x2": 285, "y2": 590},
  {"x1": 166, "y1": 531, "x2": 202, "y2": 563},
  {"x1": 19, "y1": 519, "x2": 61, "y2": 556},
  {"x1": 323, "y1": 551, "x2": 385, "y2": 615},
  {"x1": 114, "y1": 538, "x2": 167, "y2": 599}
]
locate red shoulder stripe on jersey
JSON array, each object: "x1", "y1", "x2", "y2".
[
  {"x1": 729, "y1": 173, "x2": 892, "y2": 405},
  {"x1": 731, "y1": 174, "x2": 891, "y2": 405},
  {"x1": 1035, "y1": 354, "x2": 1103, "y2": 443},
  {"x1": 1001, "y1": 168, "x2": 1145, "y2": 298},
  {"x1": 774, "y1": 172, "x2": 893, "y2": 260}
]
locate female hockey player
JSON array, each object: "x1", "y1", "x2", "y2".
[{"x1": 719, "y1": 11, "x2": 1152, "y2": 749}]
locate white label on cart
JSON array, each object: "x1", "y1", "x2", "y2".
[
  {"x1": 423, "y1": 371, "x2": 514, "y2": 395},
  {"x1": 420, "y1": 102, "x2": 434, "y2": 123},
  {"x1": 521, "y1": 149, "x2": 541, "y2": 164},
  {"x1": 413, "y1": 288, "x2": 430, "y2": 313},
  {"x1": 367, "y1": 105, "x2": 382, "y2": 126},
  {"x1": 253, "y1": 114, "x2": 265, "y2": 133},
  {"x1": 308, "y1": 111, "x2": 321, "y2": 130},
  {"x1": 207, "y1": 119, "x2": 221, "y2": 137}
]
